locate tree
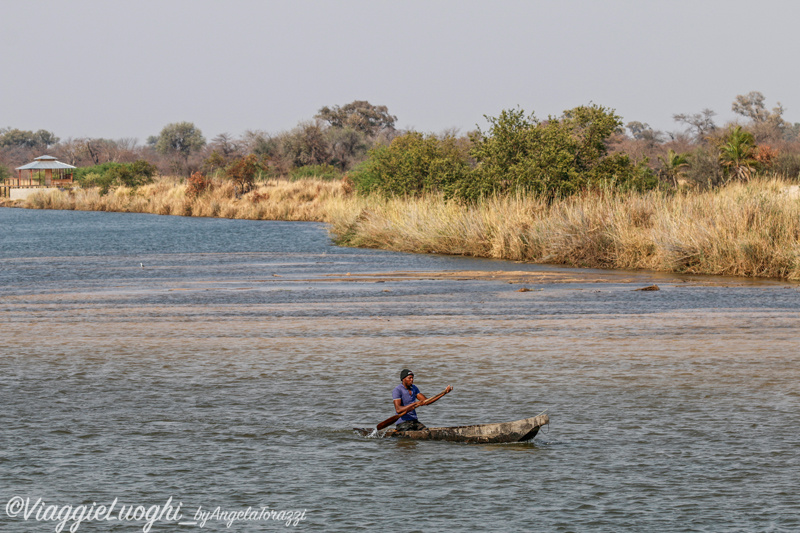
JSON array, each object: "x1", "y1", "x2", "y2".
[
  {"x1": 315, "y1": 100, "x2": 397, "y2": 137},
  {"x1": 55, "y1": 138, "x2": 83, "y2": 166},
  {"x1": 732, "y1": 91, "x2": 782, "y2": 124},
  {"x1": 283, "y1": 122, "x2": 330, "y2": 167},
  {"x1": 79, "y1": 138, "x2": 133, "y2": 164},
  {"x1": 242, "y1": 130, "x2": 278, "y2": 158},
  {"x1": 731, "y1": 91, "x2": 789, "y2": 143},
  {"x1": 225, "y1": 154, "x2": 263, "y2": 194},
  {"x1": 209, "y1": 133, "x2": 240, "y2": 159},
  {"x1": 0, "y1": 128, "x2": 59, "y2": 149},
  {"x1": 718, "y1": 126, "x2": 757, "y2": 182},
  {"x1": 657, "y1": 149, "x2": 689, "y2": 187},
  {"x1": 201, "y1": 151, "x2": 227, "y2": 175},
  {"x1": 626, "y1": 121, "x2": 663, "y2": 144},
  {"x1": 105, "y1": 159, "x2": 157, "y2": 187},
  {"x1": 470, "y1": 105, "x2": 652, "y2": 199},
  {"x1": 202, "y1": 133, "x2": 240, "y2": 176},
  {"x1": 241, "y1": 130, "x2": 290, "y2": 177},
  {"x1": 154, "y1": 122, "x2": 206, "y2": 157},
  {"x1": 470, "y1": 108, "x2": 537, "y2": 193},
  {"x1": 35, "y1": 129, "x2": 59, "y2": 148},
  {"x1": 82, "y1": 138, "x2": 104, "y2": 164},
  {"x1": 326, "y1": 127, "x2": 369, "y2": 170},
  {"x1": 673, "y1": 109, "x2": 717, "y2": 142},
  {"x1": 785, "y1": 123, "x2": 800, "y2": 142},
  {"x1": 0, "y1": 163, "x2": 10, "y2": 183},
  {"x1": 350, "y1": 132, "x2": 471, "y2": 197},
  {"x1": 560, "y1": 105, "x2": 627, "y2": 166}
]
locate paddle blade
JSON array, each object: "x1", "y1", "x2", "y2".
[{"x1": 376, "y1": 414, "x2": 400, "y2": 430}]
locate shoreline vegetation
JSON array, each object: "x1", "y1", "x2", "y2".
[
  {"x1": 3, "y1": 96, "x2": 800, "y2": 280},
  {"x1": 4, "y1": 176, "x2": 800, "y2": 281}
]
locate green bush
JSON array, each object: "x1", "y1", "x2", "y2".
[
  {"x1": 74, "y1": 160, "x2": 157, "y2": 190},
  {"x1": 470, "y1": 105, "x2": 655, "y2": 199},
  {"x1": 81, "y1": 172, "x2": 114, "y2": 193},
  {"x1": 289, "y1": 164, "x2": 343, "y2": 181},
  {"x1": 73, "y1": 162, "x2": 125, "y2": 184},
  {"x1": 350, "y1": 132, "x2": 471, "y2": 197},
  {"x1": 347, "y1": 105, "x2": 656, "y2": 200},
  {"x1": 105, "y1": 159, "x2": 157, "y2": 188},
  {"x1": 0, "y1": 164, "x2": 11, "y2": 183},
  {"x1": 685, "y1": 147, "x2": 724, "y2": 188}
]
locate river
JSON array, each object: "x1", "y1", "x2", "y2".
[{"x1": 1, "y1": 208, "x2": 798, "y2": 532}]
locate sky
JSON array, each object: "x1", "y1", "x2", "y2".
[{"x1": 2, "y1": 0, "x2": 798, "y2": 143}]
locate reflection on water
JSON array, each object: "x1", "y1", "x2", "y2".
[{"x1": 1, "y1": 208, "x2": 799, "y2": 531}]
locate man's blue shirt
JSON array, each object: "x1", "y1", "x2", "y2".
[{"x1": 392, "y1": 384, "x2": 421, "y2": 423}]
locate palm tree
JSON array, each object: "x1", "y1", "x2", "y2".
[
  {"x1": 718, "y1": 126, "x2": 757, "y2": 182},
  {"x1": 658, "y1": 149, "x2": 689, "y2": 187}
]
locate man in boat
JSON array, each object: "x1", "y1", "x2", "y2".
[{"x1": 392, "y1": 369, "x2": 453, "y2": 431}]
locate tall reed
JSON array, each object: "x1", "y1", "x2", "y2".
[
  {"x1": 326, "y1": 179, "x2": 800, "y2": 280},
  {"x1": 8, "y1": 176, "x2": 800, "y2": 280},
  {"x1": 18, "y1": 176, "x2": 345, "y2": 222}
]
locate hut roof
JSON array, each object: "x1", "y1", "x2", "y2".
[{"x1": 16, "y1": 155, "x2": 76, "y2": 170}]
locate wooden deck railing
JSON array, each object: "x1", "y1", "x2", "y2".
[{"x1": 2, "y1": 178, "x2": 74, "y2": 187}]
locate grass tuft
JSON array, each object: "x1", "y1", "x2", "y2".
[{"x1": 6, "y1": 176, "x2": 800, "y2": 280}]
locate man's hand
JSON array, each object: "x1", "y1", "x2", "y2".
[{"x1": 420, "y1": 386, "x2": 452, "y2": 406}]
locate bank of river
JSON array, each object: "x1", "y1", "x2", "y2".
[
  {"x1": 2, "y1": 208, "x2": 799, "y2": 531},
  {"x1": 5, "y1": 176, "x2": 800, "y2": 280}
]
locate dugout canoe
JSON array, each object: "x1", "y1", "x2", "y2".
[{"x1": 354, "y1": 414, "x2": 548, "y2": 444}]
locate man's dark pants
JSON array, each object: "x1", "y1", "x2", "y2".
[{"x1": 395, "y1": 420, "x2": 427, "y2": 431}]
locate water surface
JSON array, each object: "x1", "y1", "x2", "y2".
[{"x1": 1, "y1": 208, "x2": 798, "y2": 531}]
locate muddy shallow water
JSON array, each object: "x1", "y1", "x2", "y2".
[{"x1": 1, "y1": 208, "x2": 799, "y2": 531}]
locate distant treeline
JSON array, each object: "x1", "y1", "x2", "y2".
[{"x1": 3, "y1": 92, "x2": 800, "y2": 199}]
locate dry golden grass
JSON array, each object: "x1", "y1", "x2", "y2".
[
  {"x1": 16, "y1": 176, "x2": 345, "y2": 222},
  {"x1": 6, "y1": 176, "x2": 800, "y2": 279},
  {"x1": 326, "y1": 179, "x2": 800, "y2": 280}
]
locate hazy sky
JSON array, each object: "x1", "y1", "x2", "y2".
[{"x1": 3, "y1": 1, "x2": 798, "y2": 142}]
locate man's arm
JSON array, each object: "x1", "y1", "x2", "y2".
[
  {"x1": 415, "y1": 385, "x2": 428, "y2": 402},
  {"x1": 394, "y1": 398, "x2": 420, "y2": 414},
  {"x1": 418, "y1": 385, "x2": 453, "y2": 406}
]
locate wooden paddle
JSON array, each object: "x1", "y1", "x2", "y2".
[{"x1": 376, "y1": 386, "x2": 452, "y2": 430}]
